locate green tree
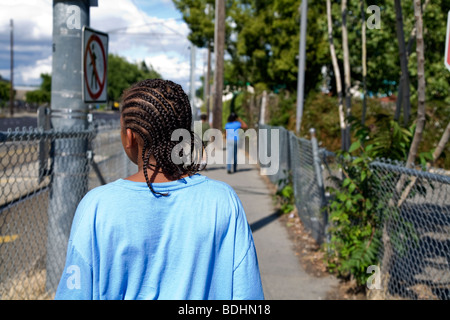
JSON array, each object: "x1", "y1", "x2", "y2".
[
  {"x1": 173, "y1": 0, "x2": 215, "y2": 49},
  {"x1": 25, "y1": 73, "x2": 51, "y2": 105},
  {"x1": 0, "y1": 78, "x2": 11, "y2": 107},
  {"x1": 107, "y1": 54, "x2": 161, "y2": 103},
  {"x1": 409, "y1": 0, "x2": 450, "y2": 104},
  {"x1": 226, "y1": 0, "x2": 329, "y2": 93}
]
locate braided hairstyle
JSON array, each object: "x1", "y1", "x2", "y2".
[{"x1": 120, "y1": 79, "x2": 204, "y2": 196}]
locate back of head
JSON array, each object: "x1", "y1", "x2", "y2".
[
  {"x1": 227, "y1": 112, "x2": 237, "y2": 123},
  {"x1": 120, "y1": 79, "x2": 202, "y2": 193}
]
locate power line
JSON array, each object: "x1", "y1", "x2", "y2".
[
  {"x1": 108, "y1": 0, "x2": 186, "y2": 37},
  {"x1": 109, "y1": 32, "x2": 184, "y2": 37},
  {"x1": 107, "y1": 20, "x2": 185, "y2": 35}
]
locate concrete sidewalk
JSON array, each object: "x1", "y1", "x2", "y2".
[{"x1": 203, "y1": 158, "x2": 338, "y2": 300}]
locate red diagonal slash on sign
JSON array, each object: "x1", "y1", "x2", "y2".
[{"x1": 84, "y1": 34, "x2": 106, "y2": 100}]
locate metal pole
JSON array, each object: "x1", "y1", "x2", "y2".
[
  {"x1": 310, "y1": 128, "x2": 327, "y2": 243},
  {"x1": 259, "y1": 90, "x2": 267, "y2": 126},
  {"x1": 212, "y1": 0, "x2": 225, "y2": 130},
  {"x1": 46, "y1": 0, "x2": 95, "y2": 293},
  {"x1": 205, "y1": 44, "x2": 211, "y2": 120},
  {"x1": 189, "y1": 43, "x2": 197, "y2": 121},
  {"x1": 9, "y1": 19, "x2": 14, "y2": 117},
  {"x1": 296, "y1": 0, "x2": 308, "y2": 135}
]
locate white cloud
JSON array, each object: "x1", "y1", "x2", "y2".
[
  {"x1": 0, "y1": 54, "x2": 52, "y2": 86},
  {"x1": 90, "y1": 0, "x2": 204, "y2": 91},
  {"x1": 0, "y1": 0, "x2": 205, "y2": 92},
  {"x1": 19, "y1": 55, "x2": 52, "y2": 84},
  {"x1": 0, "y1": 0, "x2": 52, "y2": 41},
  {"x1": 146, "y1": 54, "x2": 190, "y2": 82}
]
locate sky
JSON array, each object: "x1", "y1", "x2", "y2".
[{"x1": 0, "y1": 0, "x2": 206, "y2": 93}]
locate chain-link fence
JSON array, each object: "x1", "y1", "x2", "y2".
[
  {"x1": 259, "y1": 124, "x2": 450, "y2": 300},
  {"x1": 259, "y1": 125, "x2": 332, "y2": 244},
  {"x1": 369, "y1": 161, "x2": 450, "y2": 300},
  {"x1": 0, "y1": 120, "x2": 136, "y2": 299}
]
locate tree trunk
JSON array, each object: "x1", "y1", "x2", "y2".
[
  {"x1": 326, "y1": 0, "x2": 346, "y2": 151},
  {"x1": 394, "y1": 0, "x2": 411, "y2": 125},
  {"x1": 406, "y1": 0, "x2": 427, "y2": 169},
  {"x1": 396, "y1": 0, "x2": 430, "y2": 124},
  {"x1": 375, "y1": 0, "x2": 428, "y2": 300},
  {"x1": 432, "y1": 121, "x2": 450, "y2": 164},
  {"x1": 406, "y1": 0, "x2": 431, "y2": 56},
  {"x1": 212, "y1": 0, "x2": 225, "y2": 130},
  {"x1": 361, "y1": 0, "x2": 367, "y2": 125},
  {"x1": 205, "y1": 43, "x2": 212, "y2": 120},
  {"x1": 341, "y1": 0, "x2": 352, "y2": 151},
  {"x1": 397, "y1": 121, "x2": 449, "y2": 208}
]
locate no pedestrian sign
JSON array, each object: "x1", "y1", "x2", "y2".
[{"x1": 82, "y1": 26, "x2": 108, "y2": 103}]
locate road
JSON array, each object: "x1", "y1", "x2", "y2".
[{"x1": 0, "y1": 111, "x2": 120, "y2": 131}]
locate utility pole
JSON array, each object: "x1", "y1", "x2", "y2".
[
  {"x1": 9, "y1": 19, "x2": 14, "y2": 116},
  {"x1": 189, "y1": 43, "x2": 197, "y2": 121},
  {"x1": 46, "y1": 0, "x2": 97, "y2": 293},
  {"x1": 296, "y1": 0, "x2": 308, "y2": 135},
  {"x1": 205, "y1": 3, "x2": 213, "y2": 122},
  {"x1": 212, "y1": 0, "x2": 225, "y2": 130},
  {"x1": 205, "y1": 44, "x2": 212, "y2": 120}
]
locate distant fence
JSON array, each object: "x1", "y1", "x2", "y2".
[
  {"x1": 259, "y1": 124, "x2": 450, "y2": 300},
  {"x1": 259, "y1": 125, "x2": 335, "y2": 244},
  {"x1": 0, "y1": 120, "x2": 136, "y2": 299}
]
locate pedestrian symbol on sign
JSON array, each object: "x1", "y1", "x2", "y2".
[{"x1": 90, "y1": 43, "x2": 98, "y2": 90}]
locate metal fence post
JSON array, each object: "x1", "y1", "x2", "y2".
[
  {"x1": 37, "y1": 106, "x2": 51, "y2": 184},
  {"x1": 46, "y1": 0, "x2": 96, "y2": 293},
  {"x1": 310, "y1": 128, "x2": 328, "y2": 241}
]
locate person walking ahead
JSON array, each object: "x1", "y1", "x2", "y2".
[
  {"x1": 54, "y1": 79, "x2": 263, "y2": 300},
  {"x1": 225, "y1": 112, "x2": 248, "y2": 174}
]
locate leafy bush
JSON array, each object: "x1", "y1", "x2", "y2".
[
  {"x1": 323, "y1": 116, "x2": 417, "y2": 286},
  {"x1": 274, "y1": 170, "x2": 295, "y2": 215},
  {"x1": 324, "y1": 139, "x2": 382, "y2": 285}
]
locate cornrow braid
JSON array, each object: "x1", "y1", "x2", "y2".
[{"x1": 121, "y1": 79, "x2": 205, "y2": 196}]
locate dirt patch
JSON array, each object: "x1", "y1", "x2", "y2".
[
  {"x1": 279, "y1": 211, "x2": 328, "y2": 277},
  {"x1": 0, "y1": 268, "x2": 53, "y2": 300}
]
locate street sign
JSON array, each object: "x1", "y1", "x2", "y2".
[
  {"x1": 82, "y1": 26, "x2": 108, "y2": 103},
  {"x1": 446, "y1": 11, "x2": 450, "y2": 72}
]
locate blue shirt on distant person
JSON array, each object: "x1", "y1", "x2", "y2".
[
  {"x1": 54, "y1": 175, "x2": 264, "y2": 300},
  {"x1": 225, "y1": 121, "x2": 243, "y2": 141}
]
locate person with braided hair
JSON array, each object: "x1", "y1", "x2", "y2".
[{"x1": 55, "y1": 79, "x2": 264, "y2": 300}]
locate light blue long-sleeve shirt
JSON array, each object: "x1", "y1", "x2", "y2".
[{"x1": 54, "y1": 174, "x2": 264, "y2": 300}]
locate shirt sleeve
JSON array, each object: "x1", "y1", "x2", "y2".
[
  {"x1": 231, "y1": 193, "x2": 264, "y2": 300},
  {"x1": 54, "y1": 189, "x2": 100, "y2": 300},
  {"x1": 54, "y1": 245, "x2": 93, "y2": 300},
  {"x1": 233, "y1": 241, "x2": 265, "y2": 300}
]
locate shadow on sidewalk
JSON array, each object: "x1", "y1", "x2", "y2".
[{"x1": 250, "y1": 210, "x2": 281, "y2": 233}]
